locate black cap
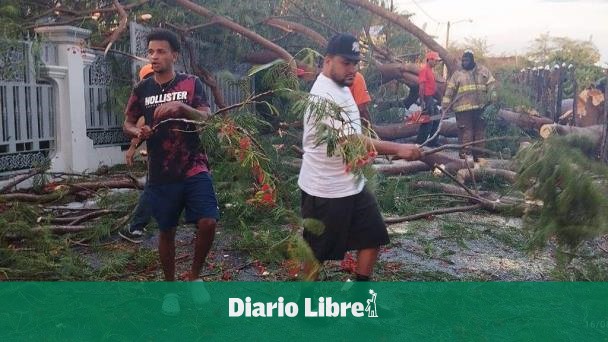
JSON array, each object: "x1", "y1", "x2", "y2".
[{"x1": 326, "y1": 33, "x2": 361, "y2": 61}]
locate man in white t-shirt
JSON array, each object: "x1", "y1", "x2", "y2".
[{"x1": 298, "y1": 33, "x2": 421, "y2": 281}]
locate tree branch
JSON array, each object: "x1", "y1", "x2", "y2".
[
  {"x1": 151, "y1": 90, "x2": 276, "y2": 131},
  {"x1": 263, "y1": 18, "x2": 327, "y2": 47},
  {"x1": 341, "y1": 0, "x2": 457, "y2": 74},
  {"x1": 421, "y1": 136, "x2": 519, "y2": 157},
  {"x1": 180, "y1": 33, "x2": 227, "y2": 108},
  {"x1": 102, "y1": 0, "x2": 129, "y2": 56},
  {"x1": 385, "y1": 204, "x2": 482, "y2": 224},
  {"x1": 0, "y1": 169, "x2": 44, "y2": 194},
  {"x1": 172, "y1": 0, "x2": 294, "y2": 65}
]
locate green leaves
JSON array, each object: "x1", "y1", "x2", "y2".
[
  {"x1": 516, "y1": 136, "x2": 608, "y2": 250},
  {"x1": 247, "y1": 59, "x2": 285, "y2": 77},
  {"x1": 302, "y1": 218, "x2": 325, "y2": 236}
]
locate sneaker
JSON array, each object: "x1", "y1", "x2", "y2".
[
  {"x1": 162, "y1": 293, "x2": 180, "y2": 317},
  {"x1": 191, "y1": 279, "x2": 211, "y2": 310},
  {"x1": 119, "y1": 226, "x2": 144, "y2": 243}
]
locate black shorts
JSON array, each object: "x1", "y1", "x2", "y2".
[{"x1": 301, "y1": 187, "x2": 389, "y2": 261}]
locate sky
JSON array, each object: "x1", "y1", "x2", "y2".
[{"x1": 394, "y1": 0, "x2": 608, "y2": 66}]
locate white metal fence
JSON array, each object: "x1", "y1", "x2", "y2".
[{"x1": 0, "y1": 40, "x2": 55, "y2": 172}]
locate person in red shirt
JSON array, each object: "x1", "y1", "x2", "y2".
[
  {"x1": 417, "y1": 51, "x2": 440, "y2": 146},
  {"x1": 349, "y1": 71, "x2": 372, "y2": 127}
]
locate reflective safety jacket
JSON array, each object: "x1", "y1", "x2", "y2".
[{"x1": 441, "y1": 65, "x2": 496, "y2": 112}]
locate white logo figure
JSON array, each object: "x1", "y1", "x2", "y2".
[
  {"x1": 352, "y1": 42, "x2": 360, "y2": 53},
  {"x1": 365, "y1": 289, "x2": 378, "y2": 318}
]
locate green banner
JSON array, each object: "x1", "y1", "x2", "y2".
[{"x1": 1, "y1": 282, "x2": 607, "y2": 341}]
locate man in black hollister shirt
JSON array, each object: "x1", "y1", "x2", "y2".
[{"x1": 123, "y1": 29, "x2": 218, "y2": 283}]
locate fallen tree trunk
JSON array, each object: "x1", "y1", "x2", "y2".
[
  {"x1": 374, "y1": 109, "x2": 553, "y2": 141},
  {"x1": 558, "y1": 89, "x2": 605, "y2": 127},
  {"x1": 373, "y1": 120, "x2": 459, "y2": 140},
  {"x1": 0, "y1": 178, "x2": 141, "y2": 203},
  {"x1": 375, "y1": 158, "x2": 514, "y2": 176},
  {"x1": 419, "y1": 153, "x2": 474, "y2": 174},
  {"x1": 539, "y1": 124, "x2": 603, "y2": 144},
  {"x1": 498, "y1": 109, "x2": 554, "y2": 131},
  {"x1": 0, "y1": 169, "x2": 43, "y2": 194},
  {"x1": 456, "y1": 168, "x2": 517, "y2": 184},
  {"x1": 377, "y1": 63, "x2": 446, "y2": 99},
  {"x1": 374, "y1": 161, "x2": 430, "y2": 175}
]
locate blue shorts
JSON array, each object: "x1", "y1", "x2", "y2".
[{"x1": 142, "y1": 172, "x2": 219, "y2": 231}]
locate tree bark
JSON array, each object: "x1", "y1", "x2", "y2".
[
  {"x1": 375, "y1": 158, "x2": 513, "y2": 176},
  {"x1": 341, "y1": 0, "x2": 457, "y2": 74},
  {"x1": 419, "y1": 152, "x2": 474, "y2": 174},
  {"x1": 0, "y1": 169, "x2": 43, "y2": 194},
  {"x1": 0, "y1": 178, "x2": 141, "y2": 203},
  {"x1": 377, "y1": 63, "x2": 447, "y2": 99},
  {"x1": 181, "y1": 35, "x2": 226, "y2": 108},
  {"x1": 539, "y1": 123, "x2": 603, "y2": 144},
  {"x1": 242, "y1": 50, "x2": 281, "y2": 64},
  {"x1": 373, "y1": 109, "x2": 549, "y2": 143},
  {"x1": 102, "y1": 0, "x2": 128, "y2": 55},
  {"x1": 497, "y1": 109, "x2": 554, "y2": 131},
  {"x1": 456, "y1": 168, "x2": 517, "y2": 184},
  {"x1": 374, "y1": 160, "x2": 430, "y2": 175},
  {"x1": 373, "y1": 120, "x2": 459, "y2": 140}
]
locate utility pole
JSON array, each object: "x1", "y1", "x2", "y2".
[
  {"x1": 445, "y1": 21, "x2": 451, "y2": 52},
  {"x1": 443, "y1": 19, "x2": 472, "y2": 78},
  {"x1": 443, "y1": 21, "x2": 451, "y2": 79}
]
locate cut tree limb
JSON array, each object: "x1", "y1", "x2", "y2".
[
  {"x1": 374, "y1": 161, "x2": 430, "y2": 175},
  {"x1": 377, "y1": 63, "x2": 446, "y2": 99},
  {"x1": 385, "y1": 204, "x2": 482, "y2": 224},
  {"x1": 374, "y1": 109, "x2": 553, "y2": 141},
  {"x1": 373, "y1": 120, "x2": 459, "y2": 140},
  {"x1": 0, "y1": 178, "x2": 141, "y2": 203},
  {"x1": 374, "y1": 158, "x2": 513, "y2": 176},
  {"x1": 102, "y1": 0, "x2": 128, "y2": 55},
  {"x1": 539, "y1": 124, "x2": 603, "y2": 144},
  {"x1": 456, "y1": 168, "x2": 517, "y2": 184},
  {"x1": 181, "y1": 34, "x2": 226, "y2": 108},
  {"x1": 0, "y1": 169, "x2": 43, "y2": 194},
  {"x1": 497, "y1": 109, "x2": 554, "y2": 131},
  {"x1": 45, "y1": 209, "x2": 122, "y2": 225},
  {"x1": 411, "y1": 181, "x2": 523, "y2": 206}
]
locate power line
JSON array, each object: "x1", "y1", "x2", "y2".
[{"x1": 411, "y1": 0, "x2": 441, "y2": 24}]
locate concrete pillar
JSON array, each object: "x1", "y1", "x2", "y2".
[{"x1": 34, "y1": 26, "x2": 96, "y2": 173}]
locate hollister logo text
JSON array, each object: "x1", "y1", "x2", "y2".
[{"x1": 144, "y1": 91, "x2": 188, "y2": 107}]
